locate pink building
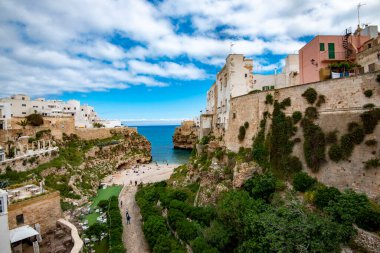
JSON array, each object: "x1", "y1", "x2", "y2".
[{"x1": 299, "y1": 33, "x2": 370, "y2": 84}]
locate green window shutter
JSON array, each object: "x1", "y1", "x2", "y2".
[
  {"x1": 328, "y1": 43, "x2": 335, "y2": 59},
  {"x1": 270, "y1": 86, "x2": 274, "y2": 89},
  {"x1": 320, "y1": 43, "x2": 325, "y2": 51}
]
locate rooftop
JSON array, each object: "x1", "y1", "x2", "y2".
[{"x1": 7, "y1": 184, "x2": 47, "y2": 203}]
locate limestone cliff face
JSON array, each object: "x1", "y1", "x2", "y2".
[{"x1": 172, "y1": 120, "x2": 198, "y2": 149}]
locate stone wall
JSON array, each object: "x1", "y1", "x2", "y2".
[
  {"x1": 225, "y1": 71, "x2": 380, "y2": 198},
  {"x1": 74, "y1": 127, "x2": 136, "y2": 140},
  {"x1": 0, "y1": 116, "x2": 75, "y2": 142},
  {"x1": 0, "y1": 150, "x2": 58, "y2": 173},
  {"x1": 8, "y1": 191, "x2": 62, "y2": 234}
]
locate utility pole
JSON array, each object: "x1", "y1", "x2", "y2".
[{"x1": 357, "y1": 3, "x2": 366, "y2": 29}]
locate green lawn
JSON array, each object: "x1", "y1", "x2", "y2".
[
  {"x1": 90, "y1": 185, "x2": 122, "y2": 208},
  {"x1": 86, "y1": 185, "x2": 122, "y2": 225}
]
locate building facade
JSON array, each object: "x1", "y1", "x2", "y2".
[
  {"x1": 299, "y1": 32, "x2": 371, "y2": 84},
  {"x1": 0, "y1": 95, "x2": 99, "y2": 128},
  {"x1": 357, "y1": 34, "x2": 380, "y2": 73},
  {"x1": 0, "y1": 103, "x2": 11, "y2": 130}
]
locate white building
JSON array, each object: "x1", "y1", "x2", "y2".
[
  {"x1": 0, "y1": 189, "x2": 12, "y2": 253},
  {"x1": 201, "y1": 53, "x2": 300, "y2": 135},
  {"x1": 214, "y1": 54, "x2": 254, "y2": 129},
  {"x1": 0, "y1": 103, "x2": 12, "y2": 130},
  {"x1": 0, "y1": 95, "x2": 99, "y2": 128}
]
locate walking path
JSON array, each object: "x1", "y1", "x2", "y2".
[{"x1": 113, "y1": 163, "x2": 179, "y2": 253}]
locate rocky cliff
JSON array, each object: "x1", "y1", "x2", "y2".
[{"x1": 172, "y1": 120, "x2": 198, "y2": 149}]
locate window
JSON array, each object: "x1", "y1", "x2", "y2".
[
  {"x1": 22, "y1": 104, "x2": 26, "y2": 107},
  {"x1": 319, "y1": 43, "x2": 325, "y2": 51},
  {"x1": 270, "y1": 86, "x2": 275, "y2": 90},
  {"x1": 369, "y1": 63, "x2": 376, "y2": 73},
  {"x1": 245, "y1": 73, "x2": 248, "y2": 78},
  {"x1": 22, "y1": 112, "x2": 26, "y2": 115},
  {"x1": 0, "y1": 197, "x2": 3, "y2": 213},
  {"x1": 328, "y1": 43, "x2": 335, "y2": 59},
  {"x1": 16, "y1": 214, "x2": 24, "y2": 225},
  {"x1": 368, "y1": 43, "x2": 372, "y2": 49},
  {"x1": 22, "y1": 97, "x2": 25, "y2": 100},
  {"x1": 233, "y1": 113, "x2": 236, "y2": 119}
]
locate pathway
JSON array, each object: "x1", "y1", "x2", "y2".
[
  {"x1": 119, "y1": 185, "x2": 149, "y2": 253},
  {"x1": 115, "y1": 163, "x2": 179, "y2": 253}
]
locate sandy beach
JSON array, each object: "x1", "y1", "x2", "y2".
[{"x1": 103, "y1": 162, "x2": 180, "y2": 186}]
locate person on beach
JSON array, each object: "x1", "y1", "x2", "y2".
[{"x1": 126, "y1": 214, "x2": 131, "y2": 224}]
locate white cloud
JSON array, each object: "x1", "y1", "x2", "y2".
[
  {"x1": 128, "y1": 60, "x2": 207, "y2": 80},
  {"x1": 0, "y1": 0, "x2": 379, "y2": 96}
]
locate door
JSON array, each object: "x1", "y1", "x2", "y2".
[{"x1": 328, "y1": 43, "x2": 335, "y2": 59}]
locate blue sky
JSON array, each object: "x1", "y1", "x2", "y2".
[{"x1": 0, "y1": 0, "x2": 379, "y2": 124}]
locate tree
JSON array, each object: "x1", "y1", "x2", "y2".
[
  {"x1": 17, "y1": 119, "x2": 29, "y2": 129},
  {"x1": 26, "y1": 113, "x2": 43, "y2": 126}
]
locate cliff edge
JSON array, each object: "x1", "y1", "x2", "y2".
[{"x1": 172, "y1": 120, "x2": 198, "y2": 149}]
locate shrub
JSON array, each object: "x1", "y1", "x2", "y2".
[
  {"x1": 325, "y1": 130, "x2": 338, "y2": 144},
  {"x1": 26, "y1": 113, "x2": 43, "y2": 126},
  {"x1": 302, "y1": 88, "x2": 318, "y2": 104},
  {"x1": 347, "y1": 122, "x2": 360, "y2": 132},
  {"x1": 280, "y1": 97, "x2": 291, "y2": 108},
  {"x1": 244, "y1": 121, "x2": 249, "y2": 129},
  {"x1": 292, "y1": 111, "x2": 302, "y2": 124},
  {"x1": 176, "y1": 219, "x2": 199, "y2": 242},
  {"x1": 204, "y1": 221, "x2": 230, "y2": 251},
  {"x1": 285, "y1": 156, "x2": 303, "y2": 173},
  {"x1": 340, "y1": 133, "x2": 355, "y2": 158},
  {"x1": 316, "y1": 95, "x2": 326, "y2": 107},
  {"x1": 328, "y1": 144, "x2": 343, "y2": 162},
  {"x1": 265, "y1": 94, "x2": 273, "y2": 105},
  {"x1": 360, "y1": 108, "x2": 380, "y2": 134},
  {"x1": 153, "y1": 235, "x2": 184, "y2": 253},
  {"x1": 167, "y1": 208, "x2": 186, "y2": 230},
  {"x1": 363, "y1": 103, "x2": 375, "y2": 109},
  {"x1": 365, "y1": 139, "x2": 377, "y2": 146},
  {"x1": 238, "y1": 126, "x2": 246, "y2": 141},
  {"x1": 302, "y1": 119, "x2": 326, "y2": 172},
  {"x1": 314, "y1": 187, "x2": 341, "y2": 210},
  {"x1": 293, "y1": 172, "x2": 317, "y2": 192},
  {"x1": 243, "y1": 173, "x2": 277, "y2": 202},
  {"x1": 143, "y1": 215, "x2": 169, "y2": 248},
  {"x1": 364, "y1": 159, "x2": 380, "y2": 169},
  {"x1": 200, "y1": 135, "x2": 212, "y2": 145},
  {"x1": 364, "y1": 89, "x2": 373, "y2": 98},
  {"x1": 191, "y1": 237, "x2": 218, "y2": 253},
  {"x1": 349, "y1": 126, "x2": 365, "y2": 145},
  {"x1": 305, "y1": 107, "x2": 318, "y2": 119}
]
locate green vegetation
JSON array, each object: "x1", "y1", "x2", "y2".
[
  {"x1": 364, "y1": 159, "x2": 380, "y2": 169},
  {"x1": 90, "y1": 186, "x2": 122, "y2": 208},
  {"x1": 26, "y1": 113, "x2": 44, "y2": 126},
  {"x1": 17, "y1": 119, "x2": 29, "y2": 129},
  {"x1": 265, "y1": 94, "x2": 273, "y2": 105},
  {"x1": 292, "y1": 111, "x2": 302, "y2": 124},
  {"x1": 328, "y1": 144, "x2": 343, "y2": 162},
  {"x1": 137, "y1": 170, "x2": 378, "y2": 253},
  {"x1": 364, "y1": 89, "x2": 373, "y2": 98},
  {"x1": 238, "y1": 126, "x2": 246, "y2": 141},
  {"x1": 200, "y1": 135, "x2": 212, "y2": 145},
  {"x1": 301, "y1": 118, "x2": 326, "y2": 171},
  {"x1": 302, "y1": 88, "x2": 318, "y2": 104},
  {"x1": 107, "y1": 196, "x2": 124, "y2": 252},
  {"x1": 363, "y1": 103, "x2": 375, "y2": 109},
  {"x1": 365, "y1": 139, "x2": 377, "y2": 146},
  {"x1": 243, "y1": 121, "x2": 249, "y2": 129},
  {"x1": 93, "y1": 122, "x2": 105, "y2": 128},
  {"x1": 292, "y1": 172, "x2": 316, "y2": 192},
  {"x1": 316, "y1": 94, "x2": 326, "y2": 107},
  {"x1": 360, "y1": 108, "x2": 380, "y2": 134}
]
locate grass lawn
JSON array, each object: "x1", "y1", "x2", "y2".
[
  {"x1": 90, "y1": 185, "x2": 122, "y2": 208},
  {"x1": 86, "y1": 212, "x2": 100, "y2": 226},
  {"x1": 86, "y1": 185, "x2": 122, "y2": 225}
]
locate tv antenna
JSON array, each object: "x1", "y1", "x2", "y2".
[{"x1": 357, "y1": 2, "x2": 366, "y2": 28}]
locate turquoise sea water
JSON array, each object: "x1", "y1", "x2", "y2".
[{"x1": 130, "y1": 125, "x2": 191, "y2": 165}]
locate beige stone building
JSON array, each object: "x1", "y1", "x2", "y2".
[{"x1": 357, "y1": 34, "x2": 380, "y2": 73}]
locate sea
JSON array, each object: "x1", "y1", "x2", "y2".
[{"x1": 126, "y1": 125, "x2": 191, "y2": 165}]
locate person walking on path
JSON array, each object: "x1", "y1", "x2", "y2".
[{"x1": 126, "y1": 214, "x2": 131, "y2": 224}]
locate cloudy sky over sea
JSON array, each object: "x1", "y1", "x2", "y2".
[{"x1": 1, "y1": 0, "x2": 379, "y2": 123}]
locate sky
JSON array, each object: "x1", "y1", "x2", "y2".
[{"x1": 0, "y1": 0, "x2": 379, "y2": 125}]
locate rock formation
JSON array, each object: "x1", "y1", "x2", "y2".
[{"x1": 172, "y1": 120, "x2": 198, "y2": 149}]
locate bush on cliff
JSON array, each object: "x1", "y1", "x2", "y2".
[
  {"x1": 243, "y1": 173, "x2": 277, "y2": 202},
  {"x1": 302, "y1": 88, "x2": 318, "y2": 104},
  {"x1": 26, "y1": 113, "x2": 44, "y2": 126},
  {"x1": 293, "y1": 172, "x2": 316, "y2": 192}
]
